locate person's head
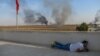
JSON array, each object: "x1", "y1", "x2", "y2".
[{"x1": 82, "y1": 40, "x2": 88, "y2": 47}]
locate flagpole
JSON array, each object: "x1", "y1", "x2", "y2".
[
  {"x1": 16, "y1": 13, "x2": 18, "y2": 30},
  {"x1": 16, "y1": 0, "x2": 19, "y2": 31}
]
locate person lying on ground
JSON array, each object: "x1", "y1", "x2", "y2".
[{"x1": 51, "y1": 40, "x2": 89, "y2": 52}]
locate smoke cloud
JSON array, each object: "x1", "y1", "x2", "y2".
[
  {"x1": 24, "y1": 9, "x2": 35, "y2": 24},
  {"x1": 23, "y1": 9, "x2": 48, "y2": 25},
  {"x1": 43, "y1": 0, "x2": 72, "y2": 26},
  {"x1": 23, "y1": 0, "x2": 71, "y2": 26},
  {"x1": 36, "y1": 15, "x2": 48, "y2": 25},
  {"x1": 95, "y1": 10, "x2": 100, "y2": 23}
]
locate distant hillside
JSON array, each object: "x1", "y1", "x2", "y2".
[{"x1": 0, "y1": 25, "x2": 77, "y2": 31}]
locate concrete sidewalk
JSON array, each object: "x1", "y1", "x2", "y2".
[
  {"x1": 0, "y1": 41, "x2": 100, "y2": 56},
  {"x1": 0, "y1": 31, "x2": 100, "y2": 51}
]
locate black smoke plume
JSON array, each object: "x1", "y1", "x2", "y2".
[{"x1": 23, "y1": 9, "x2": 48, "y2": 25}]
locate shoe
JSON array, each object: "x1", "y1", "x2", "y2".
[{"x1": 51, "y1": 41, "x2": 56, "y2": 48}]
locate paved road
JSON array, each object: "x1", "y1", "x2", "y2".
[{"x1": 0, "y1": 41, "x2": 100, "y2": 56}]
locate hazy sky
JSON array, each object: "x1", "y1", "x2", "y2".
[{"x1": 0, "y1": 0, "x2": 100, "y2": 25}]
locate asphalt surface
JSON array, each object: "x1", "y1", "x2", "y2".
[{"x1": 0, "y1": 41, "x2": 100, "y2": 56}]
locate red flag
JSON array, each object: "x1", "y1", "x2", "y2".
[{"x1": 16, "y1": 0, "x2": 19, "y2": 14}]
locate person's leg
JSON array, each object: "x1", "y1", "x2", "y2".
[
  {"x1": 51, "y1": 41, "x2": 63, "y2": 48},
  {"x1": 55, "y1": 43, "x2": 70, "y2": 51},
  {"x1": 65, "y1": 43, "x2": 70, "y2": 51},
  {"x1": 51, "y1": 42, "x2": 70, "y2": 51},
  {"x1": 55, "y1": 41, "x2": 65, "y2": 46},
  {"x1": 52, "y1": 41, "x2": 68, "y2": 50},
  {"x1": 54, "y1": 44, "x2": 66, "y2": 50},
  {"x1": 51, "y1": 41, "x2": 64, "y2": 48}
]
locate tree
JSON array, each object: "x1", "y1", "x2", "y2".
[{"x1": 76, "y1": 23, "x2": 89, "y2": 31}]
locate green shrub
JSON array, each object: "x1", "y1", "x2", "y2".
[{"x1": 76, "y1": 23, "x2": 88, "y2": 31}]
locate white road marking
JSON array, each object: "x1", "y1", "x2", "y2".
[{"x1": 0, "y1": 41, "x2": 50, "y2": 49}]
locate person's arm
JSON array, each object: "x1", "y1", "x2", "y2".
[
  {"x1": 76, "y1": 48, "x2": 89, "y2": 52},
  {"x1": 84, "y1": 47, "x2": 89, "y2": 52},
  {"x1": 76, "y1": 48, "x2": 84, "y2": 52}
]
